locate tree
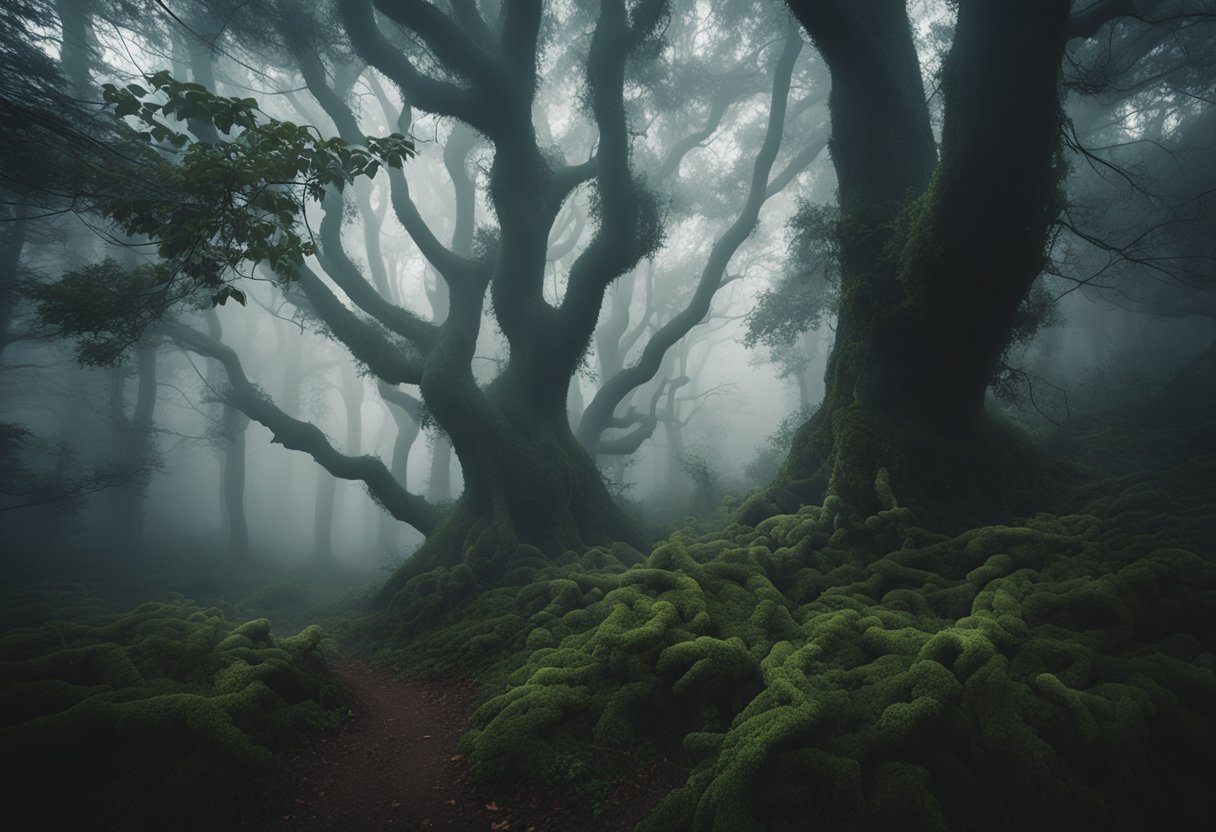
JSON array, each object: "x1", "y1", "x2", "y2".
[
  {"x1": 43, "y1": 0, "x2": 785, "y2": 600},
  {"x1": 743, "y1": 0, "x2": 1095, "y2": 526}
]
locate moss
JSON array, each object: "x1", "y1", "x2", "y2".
[
  {"x1": 367, "y1": 487, "x2": 1216, "y2": 830},
  {"x1": 0, "y1": 586, "x2": 345, "y2": 831}
]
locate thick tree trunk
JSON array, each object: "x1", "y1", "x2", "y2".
[
  {"x1": 427, "y1": 436, "x2": 453, "y2": 502},
  {"x1": 378, "y1": 373, "x2": 645, "y2": 604},
  {"x1": 747, "y1": 0, "x2": 1073, "y2": 526}
]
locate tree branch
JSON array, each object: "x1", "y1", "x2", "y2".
[
  {"x1": 161, "y1": 320, "x2": 442, "y2": 535},
  {"x1": 578, "y1": 24, "x2": 803, "y2": 448},
  {"x1": 315, "y1": 190, "x2": 440, "y2": 351},
  {"x1": 338, "y1": 0, "x2": 487, "y2": 127},
  {"x1": 374, "y1": 0, "x2": 504, "y2": 95},
  {"x1": 294, "y1": 264, "x2": 425, "y2": 385}
]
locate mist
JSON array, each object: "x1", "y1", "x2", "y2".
[{"x1": 2, "y1": 1, "x2": 1215, "y2": 830}]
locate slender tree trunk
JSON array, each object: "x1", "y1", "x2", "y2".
[
  {"x1": 204, "y1": 311, "x2": 250, "y2": 559},
  {"x1": 108, "y1": 342, "x2": 157, "y2": 547},
  {"x1": 55, "y1": 0, "x2": 94, "y2": 100},
  {"x1": 336, "y1": 361, "x2": 364, "y2": 551},
  {"x1": 220, "y1": 409, "x2": 250, "y2": 559},
  {"x1": 377, "y1": 391, "x2": 421, "y2": 553},
  {"x1": 0, "y1": 205, "x2": 29, "y2": 361},
  {"x1": 312, "y1": 469, "x2": 336, "y2": 564}
]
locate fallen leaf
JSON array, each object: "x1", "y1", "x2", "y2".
[
  {"x1": 391, "y1": 801, "x2": 401, "y2": 808},
  {"x1": 485, "y1": 802, "x2": 501, "y2": 812},
  {"x1": 445, "y1": 800, "x2": 457, "y2": 806},
  {"x1": 450, "y1": 754, "x2": 464, "y2": 761},
  {"x1": 490, "y1": 822, "x2": 510, "y2": 831}
]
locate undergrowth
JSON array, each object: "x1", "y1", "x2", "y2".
[
  {"x1": 0, "y1": 583, "x2": 346, "y2": 830},
  {"x1": 362, "y1": 454, "x2": 1216, "y2": 830}
]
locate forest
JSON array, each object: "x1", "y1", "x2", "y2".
[{"x1": 1, "y1": 0, "x2": 1214, "y2": 829}]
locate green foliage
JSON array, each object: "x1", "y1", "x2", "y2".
[
  {"x1": 745, "y1": 404, "x2": 817, "y2": 487},
  {"x1": 744, "y1": 201, "x2": 839, "y2": 352},
  {"x1": 32, "y1": 258, "x2": 174, "y2": 365},
  {"x1": 99, "y1": 72, "x2": 413, "y2": 289},
  {"x1": 364, "y1": 472, "x2": 1215, "y2": 829},
  {"x1": 0, "y1": 584, "x2": 346, "y2": 830},
  {"x1": 0, "y1": 419, "x2": 143, "y2": 507},
  {"x1": 35, "y1": 73, "x2": 414, "y2": 363}
]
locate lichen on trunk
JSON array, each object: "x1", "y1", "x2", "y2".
[{"x1": 745, "y1": 0, "x2": 1075, "y2": 528}]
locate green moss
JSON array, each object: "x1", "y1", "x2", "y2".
[
  {"x1": 363, "y1": 486, "x2": 1216, "y2": 830},
  {"x1": 0, "y1": 587, "x2": 345, "y2": 830}
]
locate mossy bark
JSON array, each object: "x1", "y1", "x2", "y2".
[
  {"x1": 377, "y1": 371, "x2": 644, "y2": 605},
  {"x1": 749, "y1": 0, "x2": 1073, "y2": 526}
]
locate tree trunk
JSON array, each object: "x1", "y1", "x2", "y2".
[
  {"x1": 0, "y1": 205, "x2": 29, "y2": 361},
  {"x1": 312, "y1": 469, "x2": 336, "y2": 564},
  {"x1": 427, "y1": 435, "x2": 453, "y2": 502},
  {"x1": 747, "y1": 0, "x2": 1073, "y2": 527},
  {"x1": 220, "y1": 409, "x2": 249, "y2": 559},
  {"x1": 378, "y1": 369, "x2": 645, "y2": 603},
  {"x1": 108, "y1": 341, "x2": 157, "y2": 547},
  {"x1": 377, "y1": 385, "x2": 422, "y2": 554}
]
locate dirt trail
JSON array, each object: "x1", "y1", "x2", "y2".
[
  {"x1": 256, "y1": 655, "x2": 682, "y2": 832},
  {"x1": 258, "y1": 657, "x2": 494, "y2": 831}
]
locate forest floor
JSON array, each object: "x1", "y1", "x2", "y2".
[{"x1": 254, "y1": 655, "x2": 682, "y2": 832}]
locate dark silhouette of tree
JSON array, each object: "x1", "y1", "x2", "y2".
[{"x1": 744, "y1": 0, "x2": 1132, "y2": 525}]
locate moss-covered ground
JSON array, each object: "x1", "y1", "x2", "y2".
[
  {"x1": 356, "y1": 418, "x2": 1216, "y2": 830},
  {"x1": 3, "y1": 414, "x2": 1212, "y2": 830},
  {"x1": 0, "y1": 579, "x2": 350, "y2": 830}
]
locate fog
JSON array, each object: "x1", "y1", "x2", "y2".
[
  {"x1": 5, "y1": 1, "x2": 1205, "y2": 575},
  {"x1": 2, "y1": 1, "x2": 1215, "y2": 829}
]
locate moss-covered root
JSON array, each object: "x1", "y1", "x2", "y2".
[
  {"x1": 460, "y1": 502, "x2": 1216, "y2": 830},
  {"x1": 0, "y1": 590, "x2": 346, "y2": 830}
]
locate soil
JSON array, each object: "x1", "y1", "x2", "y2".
[{"x1": 255, "y1": 655, "x2": 685, "y2": 832}]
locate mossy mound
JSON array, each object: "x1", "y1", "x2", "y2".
[
  {"x1": 0, "y1": 583, "x2": 346, "y2": 830},
  {"x1": 378, "y1": 480, "x2": 1214, "y2": 830}
]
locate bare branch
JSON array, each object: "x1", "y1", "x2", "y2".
[{"x1": 161, "y1": 320, "x2": 442, "y2": 535}]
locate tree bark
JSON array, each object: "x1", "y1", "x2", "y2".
[
  {"x1": 107, "y1": 341, "x2": 158, "y2": 547},
  {"x1": 337, "y1": 0, "x2": 662, "y2": 605},
  {"x1": 377, "y1": 382, "x2": 422, "y2": 553},
  {"x1": 748, "y1": 0, "x2": 1074, "y2": 525},
  {"x1": 0, "y1": 204, "x2": 29, "y2": 361},
  {"x1": 312, "y1": 468, "x2": 337, "y2": 564}
]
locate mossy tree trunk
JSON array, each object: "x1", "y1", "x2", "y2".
[{"x1": 749, "y1": 0, "x2": 1074, "y2": 524}]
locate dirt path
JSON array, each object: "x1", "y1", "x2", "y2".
[
  {"x1": 258, "y1": 657, "x2": 495, "y2": 831},
  {"x1": 256, "y1": 655, "x2": 684, "y2": 832}
]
